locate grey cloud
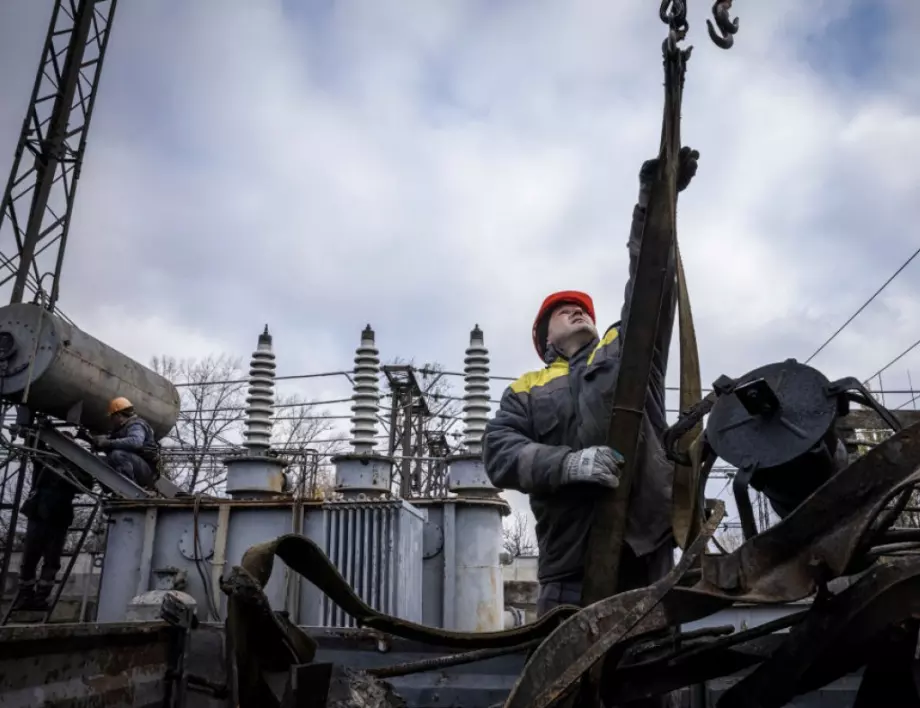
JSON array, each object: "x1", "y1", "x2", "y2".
[{"x1": 1, "y1": 0, "x2": 919, "y2": 423}]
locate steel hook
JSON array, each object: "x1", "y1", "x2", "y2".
[
  {"x1": 660, "y1": 0, "x2": 689, "y2": 31},
  {"x1": 660, "y1": 0, "x2": 690, "y2": 54},
  {"x1": 707, "y1": 0, "x2": 739, "y2": 49}
]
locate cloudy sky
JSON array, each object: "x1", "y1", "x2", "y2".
[{"x1": 1, "y1": 1, "x2": 918, "y2": 531}]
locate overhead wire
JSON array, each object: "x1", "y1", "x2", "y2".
[
  {"x1": 895, "y1": 390, "x2": 920, "y2": 411},
  {"x1": 173, "y1": 370, "x2": 349, "y2": 388},
  {"x1": 863, "y1": 336, "x2": 920, "y2": 385},
  {"x1": 169, "y1": 365, "x2": 917, "y2": 398},
  {"x1": 803, "y1": 244, "x2": 920, "y2": 365}
]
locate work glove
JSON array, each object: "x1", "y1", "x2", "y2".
[
  {"x1": 91, "y1": 435, "x2": 111, "y2": 450},
  {"x1": 639, "y1": 146, "x2": 700, "y2": 192},
  {"x1": 560, "y1": 446, "x2": 624, "y2": 489}
]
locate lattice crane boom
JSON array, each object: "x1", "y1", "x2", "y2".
[
  {"x1": 0, "y1": 0, "x2": 118, "y2": 619},
  {"x1": 0, "y1": 0, "x2": 118, "y2": 317}
]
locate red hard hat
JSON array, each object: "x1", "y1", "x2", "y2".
[{"x1": 531, "y1": 290, "x2": 596, "y2": 359}]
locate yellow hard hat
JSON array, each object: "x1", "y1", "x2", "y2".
[{"x1": 108, "y1": 397, "x2": 134, "y2": 416}]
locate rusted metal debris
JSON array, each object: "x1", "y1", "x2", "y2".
[
  {"x1": 504, "y1": 501, "x2": 726, "y2": 708},
  {"x1": 718, "y1": 555, "x2": 920, "y2": 707},
  {"x1": 0, "y1": 622, "x2": 176, "y2": 707},
  {"x1": 210, "y1": 413, "x2": 920, "y2": 706},
  {"x1": 284, "y1": 663, "x2": 408, "y2": 708}
]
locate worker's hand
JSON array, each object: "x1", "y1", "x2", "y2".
[
  {"x1": 639, "y1": 146, "x2": 700, "y2": 192},
  {"x1": 91, "y1": 435, "x2": 110, "y2": 450},
  {"x1": 560, "y1": 446, "x2": 624, "y2": 489}
]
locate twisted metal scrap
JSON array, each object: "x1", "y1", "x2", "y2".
[
  {"x1": 719, "y1": 555, "x2": 920, "y2": 707},
  {"x1": 605, "y1": 556, "x2": 920, "y2": 705},
  {"x1": 215, "y1": 420, "x2": 920, "y2": 705},
  {"x1": 697, "y1": 423, "x2": 920, "y2": 603},
  {"x1": 505, "y1": 420, "x2": 920, "y2": 706},
  {"x1": 503, "y1": 501, "x2": 726, "y2": 708}
]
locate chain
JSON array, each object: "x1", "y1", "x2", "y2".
[
  {"x1": 659, "y1": 0, "x2": 690, "y2": 53},
  {"x1": 660, "y1": 0, "x2": 741, "y2": 52}
]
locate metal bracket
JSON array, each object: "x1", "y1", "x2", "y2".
[
  {"x1": 828, "y1": 376, "x2": 903, "y2": 433},
  {"x1": 161, "y1": 593, "x2": 198, "y2": 708},
  {"x1": 33, "y1": 424, "x2": 149, "y2": 500}
]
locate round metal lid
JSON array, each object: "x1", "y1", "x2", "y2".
[
  {"x1": 0, "y1": 302, "x2": 60, "y2": 392},
  {"x1": 706, "y1": 359, "x2": 837, "y2": 470}
]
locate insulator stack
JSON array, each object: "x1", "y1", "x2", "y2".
[
  {"x1": 462, "y1": 325, "x2": 491, "y2": 454},
  {"x1": 243, "y1": 325, "x2": 276, "y2": 454},
  {"x1": 350, "y1": 325, "x2": 381, "y2": 454}
]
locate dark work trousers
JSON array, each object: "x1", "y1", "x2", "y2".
[
  {"x1": 107, "y1": 449, "x2": 156, "y2": 488},
  {"x1": 19, "y1": 516, "x2": 69, "y2": 589},
  {"x1": 536, "y1": 541, "x2": 678, "y2": 708}
]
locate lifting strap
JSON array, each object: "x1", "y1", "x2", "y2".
[
  {"x1": 671, "y1": 245, "x2": 705, "y2": 549},
  {"x1": 580, "y1": 21, "x2": 690, "y2": 609}
]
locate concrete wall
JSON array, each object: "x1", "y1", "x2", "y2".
[
  {"x1": 502, "y1": 554, "x2": 538, "y2": 582},
  {"x1": 502, "y1": 555, "x2": 538, "y2": 622}
]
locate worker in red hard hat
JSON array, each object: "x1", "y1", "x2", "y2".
[{"x1": 484, "y1": 148, "x2": 700, "y2": 635}]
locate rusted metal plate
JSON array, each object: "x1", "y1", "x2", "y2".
[
  {"x1": 718, "y1": 556, "x2": 920, "y2": 707},
  {"x1": 605, "y1": 635, "x2": 781, "y2": 704},
  {"x1": 0, "y1": 622, "x2": 174, "y2": 707},
  {"x1": 699, "y1": 422, "x2": 920, "y2": 602},
  {"x1": 502, "y1": 501, "x2": 725, "y2": 708}
]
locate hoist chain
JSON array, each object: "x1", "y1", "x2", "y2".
[
  {"x1": 659, "y1": 0, "x2": 690, "y2": 53},
  {"x1": 660, "y1": 0, "x2": 741, "y2": 52}
]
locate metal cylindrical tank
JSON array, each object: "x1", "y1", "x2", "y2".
[
  {"x1": 453, "y1": 502, "x2": 504, "y2": 632},
  {"x1": 0, "y1": 303, "x2": 180, "y2": 438}
]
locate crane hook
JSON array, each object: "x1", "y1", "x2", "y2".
[
  {"x1": 660, "y1": 0, "x2": 690, "y2": 53},
  {"x1": 659, "y1": 0, "x2": 689, "y2": 32},
  {"x1": 707, "y1": 0, "x2": 740, "y2": 50}
]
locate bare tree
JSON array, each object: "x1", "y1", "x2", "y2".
[
  {"x1": 272, "y1": 393, "x2": 342, "y2": 499},
  {"x1": 503, "y1": 512, "x2": 537, "y2": 558},
  {"x1": 151, "y1": 354, "x2": 247, "y2": 493}
]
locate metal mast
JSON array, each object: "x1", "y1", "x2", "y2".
[
  {"x1": 0, "y1": 0, "x2": 118, "y2": 314},
  {"x1": 0, "y1": 0, "x2": 117, "y2": 616}
]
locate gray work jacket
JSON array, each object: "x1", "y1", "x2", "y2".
[{"x1": 482, "y1": 194, "x2": 678, "y2": 583}]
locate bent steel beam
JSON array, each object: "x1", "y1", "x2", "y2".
[
  {"x1": 502, "y1": 501, "x2": 725, "y2": 708},
  {"x1": 35, "y1": 425, "x2": 149, "y2": 500},
  {"x1": 698, "y1": 420, "x2": 920, "y2": 602}
]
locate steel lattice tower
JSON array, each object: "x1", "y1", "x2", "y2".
[
  {"x1": 0, "y1": 0, "x2": 118, "y2": 316},
  {"x1": 0, "y1": 0, "x2": 118, "y2": 613}
]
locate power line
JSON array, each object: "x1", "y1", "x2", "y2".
[
  {"x1": 173, "y1": 371, "x2": 349, "y2": 387},
  {"x1": 804, "y1": 245, "x2": 920, "y2": 365},
  {"x1": 895, "y1": 390, "x2": 920, "y2": 411},
  {"x1": 864, "y1": 336, "x2": 920, "y2": 384},
  {"x1": 169, "y1": 365, "x2": 920, "y2": 397}
]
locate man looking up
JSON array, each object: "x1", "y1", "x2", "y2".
[{"x1": 483, "y1": 147, "x2": 699, "y2": 617}]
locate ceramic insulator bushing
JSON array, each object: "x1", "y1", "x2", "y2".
[
  {"x1": 462, "y1": 325, "x2": 490, "y2": 454},
  {"x1": 243, "y1": 325, "x2": 276, "y2": 453},
  {"x1": 350, "y1": 325, "x2": 380, "y2": 454}
]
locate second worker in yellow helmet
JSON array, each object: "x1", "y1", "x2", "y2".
[{"x1": 92, "y1": 397, "x2": 160, "y2": 489}]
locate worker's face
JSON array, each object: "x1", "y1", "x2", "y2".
[
  {"x1": 110, "y1": 411, "x2": 128, "y2": 429},
  {"x1": 547, "y1": 303, "x2": 596, "y2": 349}
]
